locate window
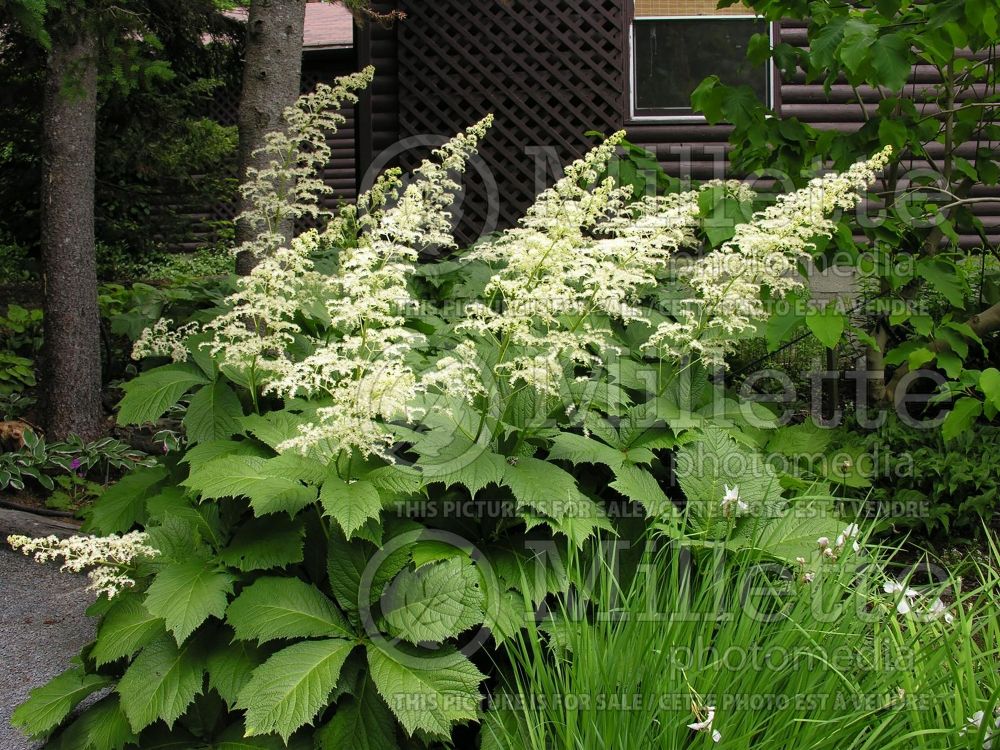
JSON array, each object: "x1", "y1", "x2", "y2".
[{"x1": 630, "y1": 0, "x2": 771, "y2": 120}]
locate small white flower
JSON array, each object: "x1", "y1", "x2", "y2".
[
  {"x1": 721, "y1": 484, "x2": 748, "y2": 516},
  {"x1": 688, "y1": 705, "x2": 720, "y2": 742},
  {"x1": 817, "y1": 537, "x2": 830, "y2": 550}
]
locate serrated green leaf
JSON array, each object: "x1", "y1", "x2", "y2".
[
  {"x1": 316, "y1": 677, "x2": 398, "y2": 750},
  {"x1": 117, "y1": 636, "x2": 205, "y2": 733},
  {"x1": 547, "y1": 432, "x2": 624, "y2": 469},
  {"x1": 367, "y1": 644, "x2": 484, "y2": 738},
  {"x1": 48, "y1": 695, "x2": 137, "y2": 750},
  {"x1": 182, "y1": 380, "x2": 244, "y2": 445},
  {"x1": 117, "y1": 364, "x2": 209, "y2": 426},
  {"x1": 502, "y1": 457, "x2": 610, "y2": 546},
  {"x1": 237, "y1": 638, "x2": 355, "y2": 742},
  {"x1": 207, "y1": 638, "x2": 266, "y2": 709},
  {"x1": 144, "y1": 560, "x2": 235, "y2": 644},
  {"x1": 320, "y1": 475, "x2": 383, "y2": 538},
  {"x1": 92, "y1": 594, "x2": 164, "y2": 667},
  {"x1": 609, "y1": 465, "x2": 679, "y2": 522},
  {"x1": 383, "y1": 558, "x2": 485, "y2": 644},
  {"x1": 183, "y1": 454, "x2": 316, "y2": 516},
  {"x1": 215, "y1": 722, "x2": 290, "y2": 749},
  {"x1": 83, "y1": 465, "x2": 168, "y2": 534},
  {"x1": 226, "y1": 577, "x2": 352, "y2": 643},
  {"x1": 942, "y1": 397, "x2": 983, "y2": 442},
  {"x1": 11, "y1": 668, "x2": 110, "y2": 738},
  {"x1": 675, "y1": 427, "x2": 783, "y2": 531},
  {"x1": 806, "y1": 303, "x2": 845, "y2": 349},
  {"x1": 417, "y1": 440, "x2": 507, "y2": 497},
  {"x1": 219, "y1": 515, "x2": 305, "y2": 572}
]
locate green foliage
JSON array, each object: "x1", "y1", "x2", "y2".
[
  {"x1": 860, "y1": 414, "x2": 1000, "y2": 534},
  {"x1": 0, "y1": 428, "x2": 154, "y2": 494},
  {"x1": 692, "y1": 0, "x2": 1000, "y2": 434},
  {"x1": 487, "y1": 534, "x2": 1000, "y2": 750}
]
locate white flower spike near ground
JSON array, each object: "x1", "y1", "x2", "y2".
[
  {"x1": 687, "y1": 704, "x2": 722, "y2": 743},
  {"x1": 7, "y1": 532, "x2": 158, "y2": 599}
]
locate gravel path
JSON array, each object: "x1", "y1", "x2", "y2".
[{"x1": 0, "y1": 510, "x2": 95, "y2": 750}]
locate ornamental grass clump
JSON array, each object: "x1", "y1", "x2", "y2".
[{"x1": 486, "y1": 531, "x2": 1000, "y2": 750}]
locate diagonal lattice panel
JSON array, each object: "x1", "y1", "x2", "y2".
[{"x1": 396, "y1": 0, "x2": 625, "y2": 246}]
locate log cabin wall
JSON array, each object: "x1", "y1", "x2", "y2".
[{"x1": 357, "y1": 1, "x2": 999, "y2": 250}]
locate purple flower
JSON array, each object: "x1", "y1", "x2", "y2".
[{"x1": 70, "y1": 457, "x2": 82, "y2": 470}]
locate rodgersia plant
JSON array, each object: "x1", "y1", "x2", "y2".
[{"x1": 12, "y1": 68, "x2": 897, "y2": 749}]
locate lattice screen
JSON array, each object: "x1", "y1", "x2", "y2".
[
  {"x1": 396, "y1": 0, "x2": 626, "y2": 246},
  {"x1": 635, "y1": 0, "x2": 751, "y2": 16}
]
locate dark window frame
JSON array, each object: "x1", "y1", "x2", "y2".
[{"x1": 625, "y1": 5, "x2": 776, "y2": 123}]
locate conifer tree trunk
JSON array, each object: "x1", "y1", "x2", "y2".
[
  {"x1": 234, "y1": 0, "x2": 306, "y2": 275},
  {"x1": 41, "y1": 24, "x2": 104, "y2": 440}
]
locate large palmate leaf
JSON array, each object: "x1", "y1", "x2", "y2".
[
  {"x1": 226, "y1": 577, "x2": 352, "y2": 643},
  {"x1": 675, "y1": 426, "x2": 783, "y2": 529},
  {"x1": 320, "y1": 474, "x2": 383, "y2": 538},
  {"x1": 207, "y1": 637, "x2": 267, "y2": 710},
  {"x1": 183, "y1": 454, "x2": 316, "y2": 516},
  {"x1": 46, "y1": 695, "x2": 137, "y2": 750},
  {"x1": 502, "y1": 457, "x2": 611, "y2": 546},
  {"x1": 367, "y1": 644, "x2": 484, "y2": 738},
  {"x1": 315, "y1": 677, "x2": 398, "y2": 750},
  {"x1": 11, "y1": 668, "x2": 110, "y2": 738},
  {"x1": 237, "y1": 638, "x2": 356, "y2": 742},
  {"x1": 183, "y1": 379, "x2": 244, "y2": 445},
  {"x1": 83, "y1": 465, "x2": 168, "y2": 534},
  {"x1": 117, "y1": 636, "x2": 205, "y2": 732},
  {"x1": 144, "y1": 559, "x2": 235, "y2": 644},
  {"x1": 417, "y1": 440, "x2": 507, "y2": 497},
  {"x1": 219, "y1": 515, "x2": 305, "y2": 572},
  {"x1": 92, "y1": 594, "x2": 164, "y2": 667},
  {"x1": 383, "y1": 557, "x2": 485, "y2": 643},
  {"x1": 547, "y1": 431, "x2": 625, "y2": 469},
  {"x1": 117, "y1": 363, "x2": 209, "y2": 426},
  {"x1": 609, "y1": 464, "x2": 680, "y2": 522}
]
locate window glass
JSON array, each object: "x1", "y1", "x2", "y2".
[{"x1": 632, "y1": 16, "x2": 769, "y2": 117}]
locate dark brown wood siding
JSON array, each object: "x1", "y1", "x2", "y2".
[{"x1": 366, "y1": 3, "x2": 998, "y2": 249}]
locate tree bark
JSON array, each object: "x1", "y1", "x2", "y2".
[
  {"x1": 234, "y1": 0, "x2": 306, "y2": 275},
  {"x1": 40, "y1": 26, "x2": 104, "y2": 441}
]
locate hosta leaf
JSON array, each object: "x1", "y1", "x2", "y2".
[
  {"x1": 117, "y1": 636, "x2": 205, "y2": 733},
  {"x1": 316, "y1": 678, "x2": 397, "y2": 750},
  {"x1": 226, "y1": 577, "x2": 352, "y2": 643},
  {"x1": 83, "y1": 465, "x2": 167, "y2": 534},
  {"x1": 144, "y1": 560, "x2": 235, "y2": 644},
  {"x1": 117, "y1": 363, "x2": 209, "y2": 426},
  {"x1": 92, "y1": 594, "x2": 164, "y2": 666},
  {"x1": 11, "y1": 668, "x2": 110, "y2": 738},
  {"x1": 182, "y1": 380, "x2": 244, "y2": 445},
  {"x1": 383, "y1": 557, "x2": 485, "y2": 643},
  {"x1": 237, "y1": 638, "x2": 355, "y2": 742},
  {"x1": 183, "y1": 454, "x2": 316, "y2": 516},
  {"x1": 547, "y1": 431, "x2": 624, "y2": 469},
  {"x1": 219, "y1": 514, "x2": 305, "y2": 572},
  {"x1": 47, "y1": 695, "x2": 137, "y2": 750},
  {"x1": 366, "y1": 644, "x2": 484, "y2": 738},
  {"x1": 207, "y1": 638, "x2": 266, "y2": 709},
  {"x1": 320, "y1": 475, "x2": 383, "y2": 538}
]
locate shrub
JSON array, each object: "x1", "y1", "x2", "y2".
[{"x1": 9, "y1": 72, "x2": 896, "y2": 748}]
